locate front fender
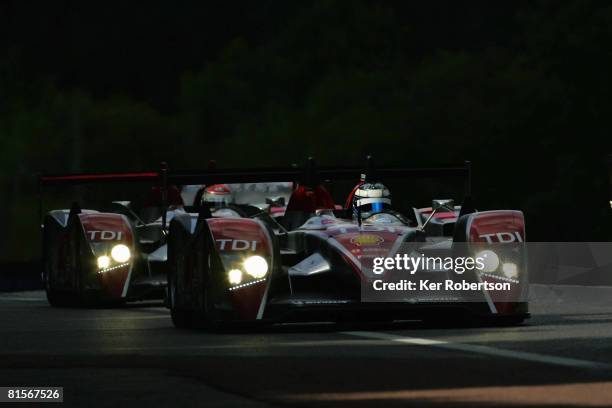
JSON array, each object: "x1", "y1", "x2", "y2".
[
  {"x1": 454, "y1": 210, "x2": 527, "y2": 316},
  {"x1": 205, "y1": 218, "x2": 276, "y2": 320},
  {"x1": 78, "y1": 213, "x2": 135, "y2": 299}
]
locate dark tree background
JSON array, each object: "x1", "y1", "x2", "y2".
[{"x1": 1, "y1": 0, "x2": 611, "y2": 261}]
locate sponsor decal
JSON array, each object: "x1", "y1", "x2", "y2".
[
  {"x1": 216, "y1": 239, "x2": 258, "y2": 251},
  {"x1": 87, "y1": 231, "x2": 123, "y2": 241},
  {"x1": 350, "y1": 234, "x2": 384, "y2": 246},
  {"x1": 479, "y1": 232, "x2": 523, "y2": 243}
]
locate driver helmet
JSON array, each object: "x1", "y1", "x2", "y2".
[
  {"x1": 353, "y1": 182, "x2": 391, "y2": 218},
  {"x1": 201, "y1": 184, "x2": 232, "y2": 208}
]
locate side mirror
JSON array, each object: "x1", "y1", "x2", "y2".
[
  {"x1": 420, "y1": 199, "x2": 456, "y2": 232},
  {"x1": 432, "y1": 199, "x2": 454, "y2": 212}
]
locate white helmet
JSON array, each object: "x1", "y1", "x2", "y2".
[
  {"x1": 353, "y1": 182, "x2": 391, "y2": 216},
  {"x1": 202, "y1": 184, "x2": 232, "y2": 208}
]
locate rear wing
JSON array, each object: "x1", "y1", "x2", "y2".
[
  {"x1": 39, "y1": 171, "x2": 160, "y2": 186},
  {"x1": 39, "y1": 160, "x2": 472, "y2": 228},
  {"x1": 39, "y1": 165, "x2": 169, "y2": 230},
  {"x1": 168, "y1": 164, "x2": 470, "y2": 187}
]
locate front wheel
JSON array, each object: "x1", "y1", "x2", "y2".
[
  {"x1": 170, "y1": 304, "x2": 192, "y2": 328},
  {"x1": 168, "y1": 225, "x2": 193, "y2": 329},
  {"x1": 45, "y1": 283, "x2": 71, "y2": 307},
  {"x1": 44, "y1": 250, "x2": 72, "y2": 307},
  {"x1": 169, "y1": 269, "x2": 192, "y2": 328},
  {"x1": 191, "y1": 233, "x2": 217, "y2": 330}
]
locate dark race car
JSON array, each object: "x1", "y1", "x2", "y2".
[
  {"x1": 40, "y1": 170, "x2": 179, "y2": 306},
  {"x1": 166, "y1": 159, "x2": 529, "y2": 329},
  {"x1": 40, "y1": 166, "x2": 292, "y2": 307}
]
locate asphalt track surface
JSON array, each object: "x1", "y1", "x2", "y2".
[{"x1": 2, "y1": 285, "x2": 612, "y2": 407}]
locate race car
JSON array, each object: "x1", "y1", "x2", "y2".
[
  {"x1": 40, "y1": 170, "x2": 182, "y2": 306},
  {"x1": 40, "y1": 166, "x2": 293, "y2": 307},
  {"x1": 166, "y1": 159, "x2": 529, "y2": 329}
]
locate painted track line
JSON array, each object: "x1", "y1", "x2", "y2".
[{"x1": 343, "y1": 331, "x2": 611, "y2": 370}]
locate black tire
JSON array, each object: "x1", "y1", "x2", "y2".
[
  {"x1": 69, "y1": 227, "x2": 86, "y2": 307},
  {"x1": 191, "y1": 236, "x2": 215, "y2": 330},
  {"x1": 170, "y1": 286, "x2": 192, "y2": 329},
  {"x1": 168, "y1": 223, "x2": 193, "y2": 329},
  {"x1": 43, "y1": 219, "x2": 65, "y2": 307},
  {"x1": 45, "y1": 284, "x2": 71, "y2": 307},
  {"x1": 44, "y1": 234, "x2": 72, "y2": 307},
  {"x1": 43, "y1": 214, "x2": 91, "y2": 308}
]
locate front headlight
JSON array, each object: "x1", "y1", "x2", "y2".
[
  {"x1": 228, "y1": 269, "x2": 243, "y2": 284},
  {"x1": 111, "y1": 244, "x2": 131, "y2": 263},
  {"x1": 243, "y1": 255, "x2": 268, "y2": 279},
  {"x1": 502, "y1": 262, "x2": 518, "y2": 278},
  {"x1": 97, "y1": 255, "x2": 111, "y2": 269},
  {"x1": 476, "y1": 250, "x2": 499, "y2": 273}
]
